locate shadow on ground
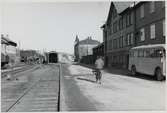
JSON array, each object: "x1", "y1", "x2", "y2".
[
  {"x1": 104, "y1": 68, "x2": 166, "y2": 82},
  {"x1": 77, "y1": 77, "x2": 96, "y2": 83}
]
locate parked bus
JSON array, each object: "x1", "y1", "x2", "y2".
[{"x1": 129, "y1": 44, "x2": 166, "y2": 81}]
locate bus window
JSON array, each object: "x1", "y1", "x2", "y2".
[
  {"x1": 130, "y1": 51, "x2": 134, "y2": 57},
  {"x1": 134, "y1": 50, "x2": 138, "y2": 57},
  {"x1": 150, "y1": 49, "x2": 155, "y2": 58},
  {"x1": 138, "y1": 50, "x2": 144, "y2": 57},
  {"x1": 155, "y1": 49, "x2": 164, "y2": 57},
  {"x1": 145, "y1": 49, "x2": 150, "y2": 57},
  {"x1": 143, "y1": 50, "x2": 147, "y2": 57}
]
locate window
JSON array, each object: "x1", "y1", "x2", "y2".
[
  {"x1": 130, "y1": 33, "x2": 134, "y2": 45},
  {"x1": 119, "y1": 18, "x2": 123, "y2": 30},
  {"x1": 134, "y1": 50, "x2": 138, "y2": 57},
  {"x1": 126, "y1": 33, "x2": 133, "y2": 45},
  {"x1": 130, "y1": 12, "x2": 133, "y2": 24},
  {"x1": 130, "y1": 51, "x2": 134, "y2": 57},
  {"x1": 150, "y1": 2, "x2": 155, "y2": 13},
  {"x1": 127, "y1": 34, "x2": 130, "y2": 45},
  {"x1": 123, "y1": 15, "x2": 126, "y2": 28},
  {"x1": 117, "y1": 38, "x2": 119, "y2": 49},
  {"x1": 150, "y1": 24, "x2": 155, "y2": 39},
  {"x1": 121, "y1": 36, "x2": 123, "y2": 48},
  {"x1": 140, "y1": 4, "x2": 144, "y2": 18},
  {"x1": 126, "y1": 14, "x2": 130, "y2": 26},
  {"x1": 119, "y1": 37, "x2": 122, "y2": 48},
  {"x1": 123, "y1": 36, "x2": 126, "y2": 47},
  {"x1": 140, "y1": 28, "x2": 145, "y2": 41},
  {"x1": 111, "y1": 40, "x2": 113, "y2": 49},
  {"x1": 113, "y1": 39, "x2": 117, "y2": 49},
  {"x1": 163, "y1": 19, "x2": 165, "y2": 36},
  {"x1": 113, "y1": 21, "x2": 117, "y2": 33},
  {"x1": 138, "y1": 50, "x2": 144, "y2": 57},
  {"x1": 126, "y1": 12, "x2": 132, "y2": 26}
]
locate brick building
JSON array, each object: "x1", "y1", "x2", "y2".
[
  {"x1": 134, "y1": 2, "x2": 165, "y2": 46},
  {"x1": 102, "y1": 2, "x2": 135, "y2": 68},
  {"x1": 102, "y1": 1, "x2": 165, "y2": 69}
]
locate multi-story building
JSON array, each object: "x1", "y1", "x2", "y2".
[
  {"x1": 134, "y1": 1, "x2": 165, "y2": 46},
  {"x1": 102, "y1": 1, "x2": 165, "y2": 69},
  {"x1": 74, "y1": 36, "x2": 100, "y2": 62},
  {"x1": 102, "y1": 2, "x2": 135, "y2": 68}
]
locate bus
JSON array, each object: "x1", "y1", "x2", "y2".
[{"x1": 129, "y1": 44, "x2": 166, "y2": 81}]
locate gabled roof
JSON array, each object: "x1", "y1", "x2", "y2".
[
  {"x1": 114, "y1": 2, "x2": 133, "y2": 14},
  {"x1": 106, "y1": 2, "x2": 134, "y2": 24},
  {"x1": 79, "y1": 38, "x2": 100, "y2": 45}
]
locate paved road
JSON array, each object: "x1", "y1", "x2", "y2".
[
  {"x1": 67, "y1": 64, "x2": 166, "y2": 111},
  {"x1": 60, "y1": 64, "x2": 97, "y2": 111},
  {"x1": 1, "y1": 64, "x2": 60, "y2": 112}
]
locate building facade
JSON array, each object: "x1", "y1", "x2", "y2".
[
  {"x1": 74, "y1": 36, "x2": 100, "y2": 62},
  {"x1": 1, "y1": 34, "x2": 19, "y2": 67},
  {"x1": 135, "y1": 2, "x2": 165, "y2": 46},
  {"x1": 93, "y1": 42, "x2": 104, "y2": 58},
  {"x1": 103, "y1": 2, "x2": 135, "y2": 68},
  {"x1": 102, "y1": 1, "x2": 165, "y2": 69}
]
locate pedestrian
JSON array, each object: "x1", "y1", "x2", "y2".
[{"x1": 94, "y1": 56, "x2": 104, "y2": 84}]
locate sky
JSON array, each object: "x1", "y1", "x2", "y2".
[{"x1": 1, "y1": 1, "x2": 110, "y2": 54}]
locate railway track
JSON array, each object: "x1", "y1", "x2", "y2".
[
  {"x1": 1, "y1": 65, "x2": 34, "y2": 78},
  {"x1": 2, "y1": 64, "x2": 61, "y2": 112}
]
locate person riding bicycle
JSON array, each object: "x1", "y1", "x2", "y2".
[{"x1": 94, "y1": 56, "x2": 104, "y2": 84}]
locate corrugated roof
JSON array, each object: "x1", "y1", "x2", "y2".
[{"x1": 79, "y1": 38, "x2": 100, "y2": 45}]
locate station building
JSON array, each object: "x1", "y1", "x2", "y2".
[{"x1": 1, "y1": 34, "x2": 19, "y2": 67}]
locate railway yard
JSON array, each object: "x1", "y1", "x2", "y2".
[{"x1": 1, "y1": 64, "x2": 60, "y2": 112}]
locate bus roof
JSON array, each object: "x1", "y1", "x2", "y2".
[{"x1": 131, "y1": 44, "x2": 166, "y2": 50}]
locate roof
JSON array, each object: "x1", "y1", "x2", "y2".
[
  {"x1": 113, "y1": 2, "x2": 133, "y2": 14},
  {"x1": 78, "y1": 38, "x2": 100, "y2": 45},
  {"x1": 106, "y1": 2, "x2": 134, "y2": 24},
  {"x1": 1, "y1": 37, "x2": 17, "y2": 46},
  {"x1": 93, "y1": 42, "x2": 104, "y2": 49},
  {"x1": 131, "y1": 44, "x2": 166, "y2": 50}
]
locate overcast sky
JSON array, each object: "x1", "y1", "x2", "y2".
[{"x1": 1, "y1": 1, "x2": 110, "y2": 54}]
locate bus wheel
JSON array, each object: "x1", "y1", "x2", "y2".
[
  {"x1": 131, "y1": 65, "x2": 136, "y2": 76},
  {"x1": 155, "y1": 68, "x2": 163, "y2": 81}
]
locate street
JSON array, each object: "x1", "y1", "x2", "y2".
[
  {"x1": 2, "y1": 63, "x2": 165, "y2": 112},
  {"x1": 62, "y1": 64, "x2": 166, "y2": 111}
]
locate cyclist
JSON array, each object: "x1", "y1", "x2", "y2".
[{"x1": 94, "y1": 56, "x2": 104, "y2": 84}]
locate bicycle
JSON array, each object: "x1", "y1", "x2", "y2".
[{"x1": 92, "y1": 69, "x2": 102, "y2": 84}]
